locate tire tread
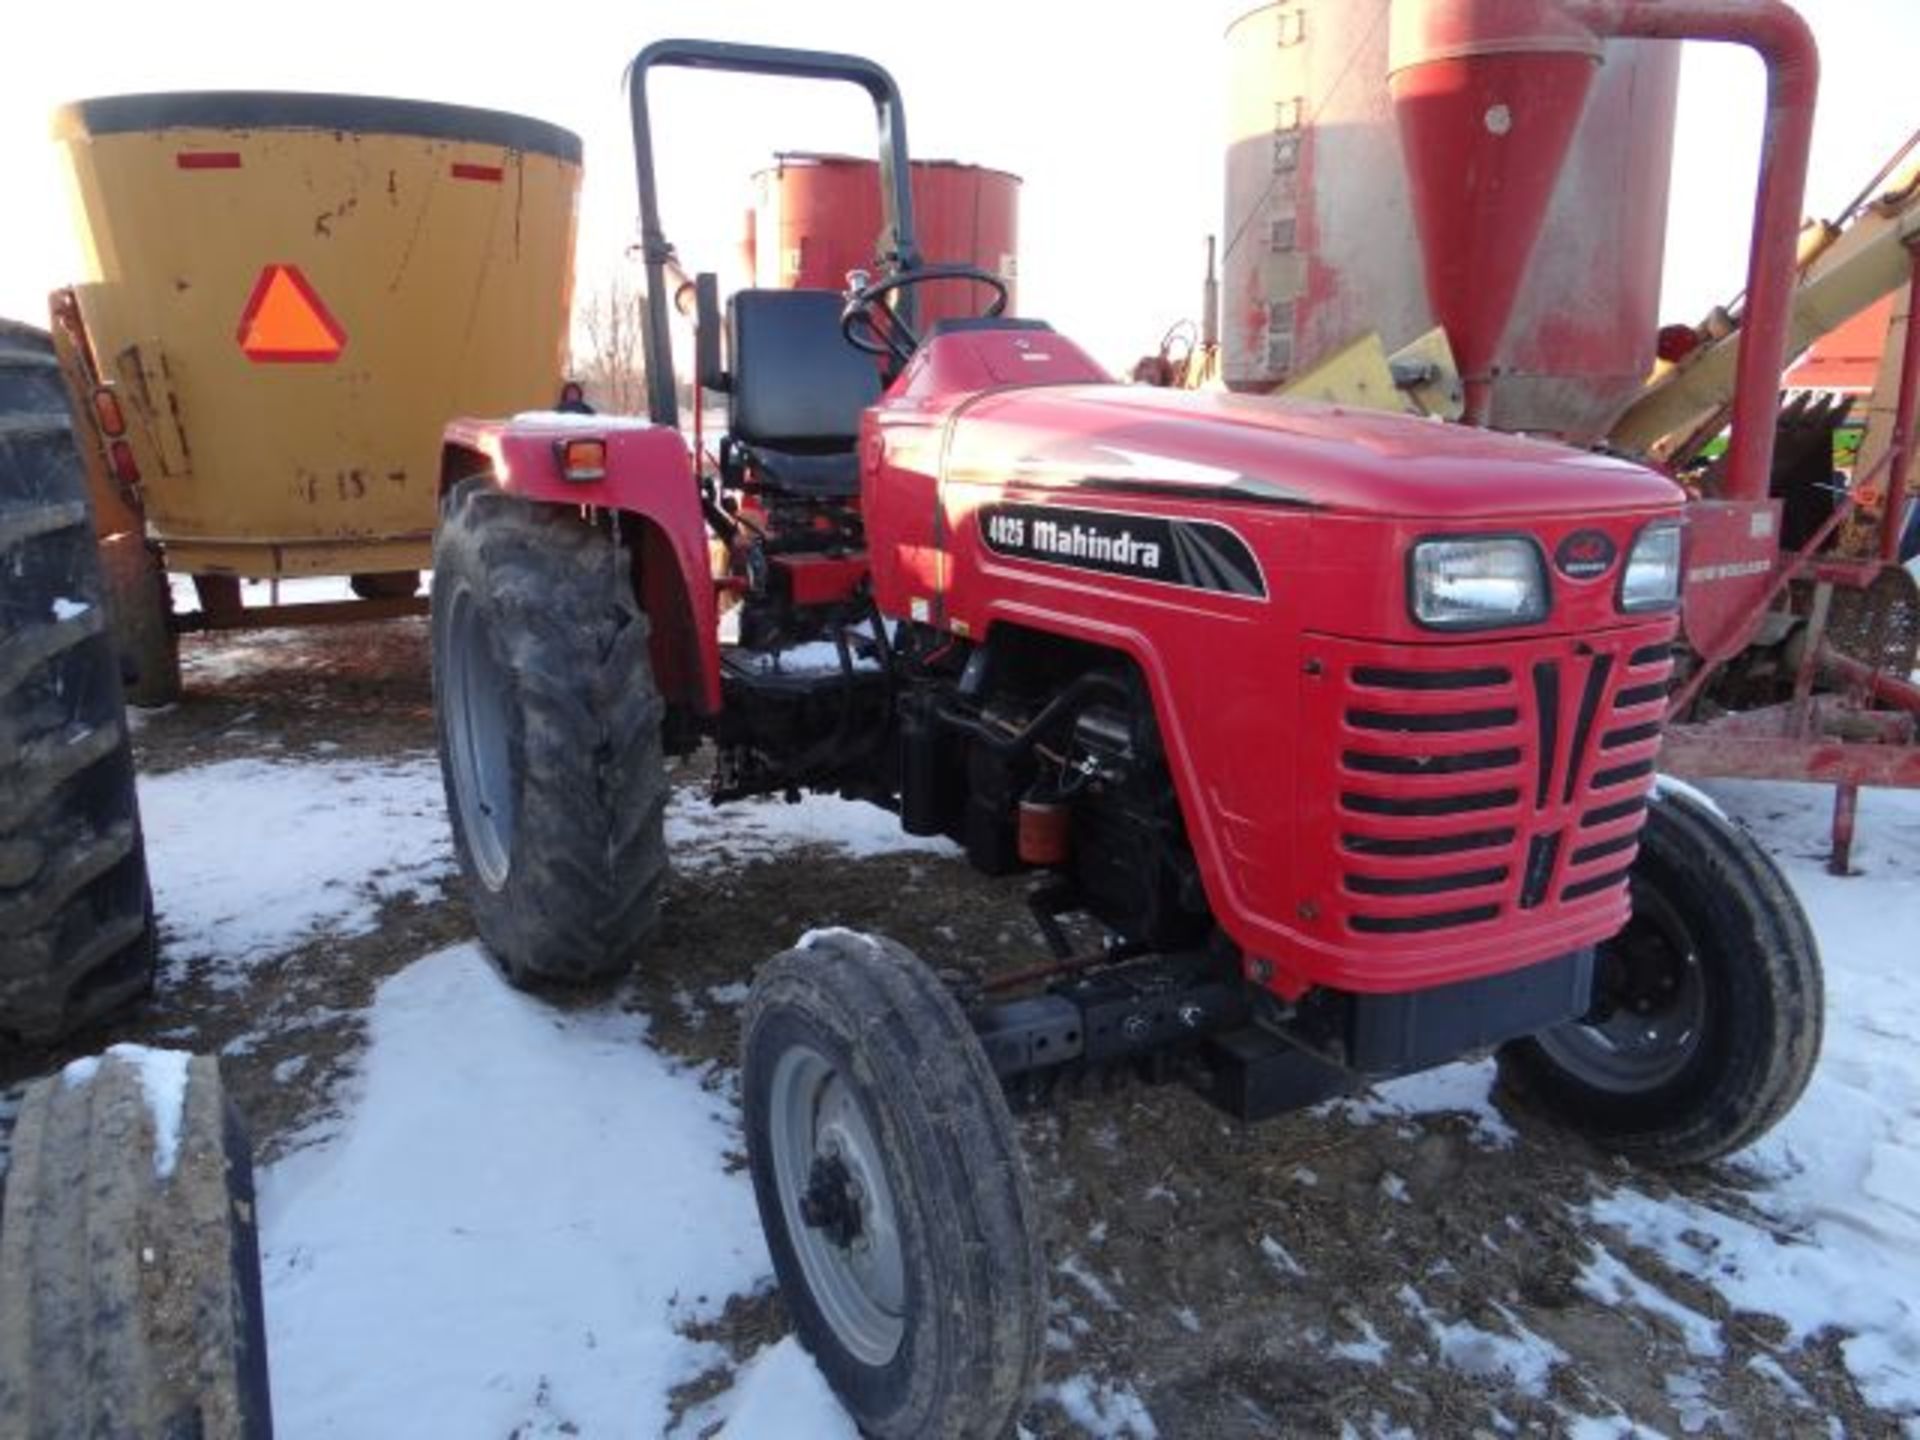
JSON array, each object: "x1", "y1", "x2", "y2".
[
  {"x1": 0, "y1": 1054, "x2": 273, "y2": 1439},
  {"x1": 430, "y1": 481, "x2": 668, "y2": 983},
  {"x1": 0, "y1": 321, "x2": 156, "y2": 1043},
  {"x1": 744, "y1": 933, "x2": 1046, "y2": 1439},
  {"x1": 1499, "y1": 785, "x2": 1823, "y2": 1166}
]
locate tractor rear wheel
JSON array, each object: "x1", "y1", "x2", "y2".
[
  {"x1": 742, "y1": 932, "x2": 1046, "y2": 1440},
  {"x1": 1499, "y1": 783, "x2": 1823, "y2": 1166},
  {"x1": 0, "y1": 1050, "x2": 273, "y2": 1439},
  {"x1": 430, "y1": 479, "x2": 668, "y2": 985},
  {"x1": 0, "y1": 320, "x2": 156, "y2": 1044}
]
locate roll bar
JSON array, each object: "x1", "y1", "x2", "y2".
[{"x1": 627, "y1": 39, "x2": 920, "y2": 427}]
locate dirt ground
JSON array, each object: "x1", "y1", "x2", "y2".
[{"x1": 5, "y1": 617, "x2": 1902, "y2": 1438}]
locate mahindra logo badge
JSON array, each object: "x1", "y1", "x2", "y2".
[{"x1": 1555, "y1": 529, "x2": 1617, "y2": 580}]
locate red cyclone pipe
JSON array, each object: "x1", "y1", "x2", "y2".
[{"x1": 1563, "y1": 0, "x2": 1819, "y2": 505}]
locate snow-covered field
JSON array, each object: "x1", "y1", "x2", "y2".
[
  {"x1": 262, "y1": 943, "x2": 781, "y2": 1437},
  {"x1": 126, "y1": 748, "x2": 1920, "y2": 1437},
  {"x1": 140, "y1": 757, "x2": 451, "y2": 982}
]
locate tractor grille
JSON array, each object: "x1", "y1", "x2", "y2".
[{"x1": 1313, "y1": 632, "x2": 1674, "y2": 942}]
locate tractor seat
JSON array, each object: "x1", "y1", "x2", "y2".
[{"x1": 726, "y1": 289, "x2": 881, "y2": 498}]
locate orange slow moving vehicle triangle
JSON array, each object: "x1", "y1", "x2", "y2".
[{"x1": 236, "y1": 264, "x2": 347, "y2": 363}]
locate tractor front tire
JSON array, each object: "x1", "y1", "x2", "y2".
[
  {"x1": 0, "y1": 321, "x2": 156, "y2": 1044},
  {"x1": 0, "y1": 1051, "x2": 273, "y2": 1439},
  {"x1": 742, "y1": 932, "x2": 1046, "y2": 1440},
  {"x1": 1499, "y1": 783, "x2": 1823, "y2": 1166},
  {"x1": 430, "y1": 479, "x2": 668, "y2": 985}
]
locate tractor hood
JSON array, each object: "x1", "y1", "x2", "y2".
[{"x1": 940, "y1": 384, "x2": 1679, "y2": 519}]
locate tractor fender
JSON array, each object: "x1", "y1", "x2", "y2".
[{"x1": 440, "y1": 417, "x2": 720, "y2": 714}]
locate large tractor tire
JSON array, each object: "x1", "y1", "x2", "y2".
[
  {"x1": 1499, "y1": 783, "x2": 1823, "y2": 1166},
  {"x1": 99, "y1": 530, "x2": 180, "y2": 708},
  {"x1": 0, "y1": 1049, "x2": 273, "y2": 1439},
  {"x1": 0, "y1": 321, "x2": 156, "y2": 1045},
  {"x1": 430, "y1": 479, "x2": 668, "y2": 985},
  {"x1": 742, "y1": 932, "x2": 1047, "y2": 1440}
]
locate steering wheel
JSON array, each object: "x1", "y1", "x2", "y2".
[{"x1": 840, "y1": 263, "x2": 1010, "y2": 368}]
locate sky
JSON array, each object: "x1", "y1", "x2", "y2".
[{"x1": 2, "y1": 0, "x2": 1914, "y2": 375}]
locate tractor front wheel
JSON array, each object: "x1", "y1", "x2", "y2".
[
  {"x1": 1499, "y1": 783, "x2": 1823, "y2": 1166},
  {"x1": 430, "y1": 480, "x2": 668, "y2": 985},
  {"x1": 742, "y1": 932, "x2": 1046, "y2": 1440}
]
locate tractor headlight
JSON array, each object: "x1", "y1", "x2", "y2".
[
  {"x1": 1409, "y1": 536, "x2": 1549, "y2": 630},
  {"x1": 1620, "y1": 520, "x2": 1683, "y2": 612}
]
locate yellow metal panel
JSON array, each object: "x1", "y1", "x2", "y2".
[
  {"x1": 55, "y1": 108, "x2": 580, "y2": 576},
  {"x1": 1277, "y1": 332, "x2": 1415, "y2": 414}
]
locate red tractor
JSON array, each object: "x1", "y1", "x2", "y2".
[{"x1": 430, "y1": 40, "x2": 1822, "y2": 1439}]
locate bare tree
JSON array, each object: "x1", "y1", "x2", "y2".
[{"x1": 572, "y1": 273, "x2": 648, "y2": 416}]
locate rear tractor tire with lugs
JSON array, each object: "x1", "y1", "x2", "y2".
[
  {"x1": 431, "y1": 479, "x2": 669, "y2": 986},
  {"x1": 0, "y1": 319, "x2": 156, "y2": 1044}
]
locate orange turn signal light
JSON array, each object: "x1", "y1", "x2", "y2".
[
  {"x1": 93, "y1": 387, "x2": 126, "y2": 437},
  {"x1": 557, "y1": 437, "x2": 606, "y2": 484}
]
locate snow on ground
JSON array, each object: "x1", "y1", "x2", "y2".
[
  {"x1": 1398, "y1": 1284, "x2": 1566, "y2": 1397},
  {"x1": 260, "y1": 943, "x2": 779, "y2": 1437},
  {"x1": 137, "y1": 756, "x2": 451, "y2": 980},
  {"x1": 1331, "y1": 1055, "x2": 1519, "y2": 1149},
  {"x1": 1047, "y1": 1373, "x2": 1160, "y2": 1439},
  {"x1": 678, "y1": 1337, "x2": 859, "y2": 1440}
]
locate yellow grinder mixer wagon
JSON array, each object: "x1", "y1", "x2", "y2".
[{"x1": 48, "y1": 92, "x2": 582, "y2": 701}]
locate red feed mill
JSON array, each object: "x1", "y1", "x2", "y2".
[
  {"x1": 1223, "y1": 0, "x2": 1919, "y2": 869},
  {"x1": 744, "y1": 153, "x2": 1019, "y2": 331}
]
